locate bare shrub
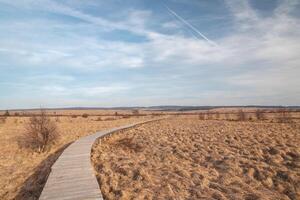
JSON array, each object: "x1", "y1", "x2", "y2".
[
  {"x1": 207, "y1": 112, "x2": 213, "y2": 120},
  {"x1": 214, "y1": 112, "x2": 220, "y2": 120},
  {"x1": 22, "y1": 109, "x2": 58, "y2": 152},
  {"x1": 95, "y1": 117, "x2": 102, "y2": 121},
  {"x1": 255, "y1": 109, "x2": 264, "y2": 120},
  {"x1": 115, "y1": 112, "x2": 118, "y2": 116},
  {"x1": 4, "y1": 110, "x2": 10, "y2": 116},
  {"x1": 15, "y1": 112, "x2": 20, "y2": 116},
  {"x1": 237, "y1": 109, "x2": 246, "y2": 121},
  {"x1": 71, "y1": 115, "x2": 77, "y2": 118},
  {"x1": 224, "y1": 113, "x2": 231, "y2": 121},
  {"x1": 82, "y1": 113, "x2": 89, "y2": 118},
  {"x1": 132, "y1": 109, "x2": 139, "y2": 115},
  {"x1": 122, "y1": 115, "x2": 131, "y2": 119},
  {"x1": 198, "y1": 114, "x2": 205, "y2": 120},
  {"x1": 278, "y1": 109, "x2": 292, "y2": 123}
]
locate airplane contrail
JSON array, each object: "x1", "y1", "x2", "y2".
[{"x1": 165, "y1": 5, "x2": 218, "y2": 47}]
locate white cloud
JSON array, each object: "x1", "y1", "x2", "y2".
[
  {"x1": 0, "y1": 0, "x2": 299, "y2": 108},
  {"x1": 83, "y1": 85, "x2": 130, "y2": 96},
  {"x1": 1, "y1": 0, "x2": 299, "y2": 72},
  {"x1": 162, "y1": 21, "x2": 181, "y2": 29}
]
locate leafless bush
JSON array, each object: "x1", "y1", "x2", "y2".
[
  {"x1": 198, "y1": 114, "x2": 205, "y2": 120},
  {"x1": 214, "y1": 112, "x2": 220, "y2": 120},
  {"x1": 122, "y1": 115, "x2": 131, "y2": 119},
  {"x1": 224, "y1": 113, "x2": 231, "y2": 121},
  {"x1": 255, "y1": 109, "x2": 264, "y2": 120},
  {"x1": 237, "y1": 109, "x2": 246, "y2": 121},
  {"x1": 22, "y1": 109, "x2": 58, "y2": 152},
  {"x1": 82, "y1": 113, "x2": 89, "y2": 118},
  {"x1": 71, "y1": 115, "x2": 77, "y2": 118},
  {"x1": 278, "y1": 109, "x2": 292, "y2": 123},
  {"x1": 207, "y1": 112, "x2": 213, "y2": 120},
  {"x1": 4, "y1": 110, "x2": 9, "y2": 116},
  {"x1": 95, "y1": 117, "x2": 102, "y2": 121},
  {"x1": 132, "y1": 109, "x2": 139, "y2": 115}
]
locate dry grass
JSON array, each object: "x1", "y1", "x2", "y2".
[
  {"x1": 0, "y1": 110, "x2": 157, "y2": 200},
  {"x1": 92, "y1": 117, "x2": 300, "y2": 200}
]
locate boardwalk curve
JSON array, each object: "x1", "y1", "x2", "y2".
[{"x1": 39, "y1": 119, "x2": 161, "y2": 200}]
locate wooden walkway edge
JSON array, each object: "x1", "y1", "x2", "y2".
[{"x1": 39, "y1": 119, "x2": 162, "y2": 200}]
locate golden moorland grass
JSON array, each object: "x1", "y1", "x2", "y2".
[
  {"x1": 0, "y1": 111, "x2": 157, "y2": 200},
  {"x1": 92, "y1": 117, "x2": 300, "y2": 200},
  {"x1": 0, "y1": 109, "x2": 299, "y2": 200}
]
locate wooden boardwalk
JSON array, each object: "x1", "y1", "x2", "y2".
[{"x1": 39, "y1": 120, "x2": 159, "y2": 200}]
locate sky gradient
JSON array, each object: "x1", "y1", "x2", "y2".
[{"x1": 0, "y1": 0, "x2": 300, "y2": 109}]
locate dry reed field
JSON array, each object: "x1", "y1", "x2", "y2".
[
  {"x1": 92, "y1": 116, "x2": 300, "y2": 200},
  {"x1": 0, "y1": 110, "x2": 157, "y2": 200}
]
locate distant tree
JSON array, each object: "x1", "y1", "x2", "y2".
[
  {"x1": 4, "y1": 110, "x2": 10, "y2": 116},
  {"x1": 23, "y1": 109, "x2": 58, "y2": 152}
]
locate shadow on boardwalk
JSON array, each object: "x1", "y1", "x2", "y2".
[{"x1": 14, "y1": 143, "x2": 72, "y2": 200}]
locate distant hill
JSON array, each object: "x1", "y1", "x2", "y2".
[
  {"x1": 2, "y1": 105, "x2": 300, "y2": 112},
  {"x1": 145, "y1": 105, "x2": 300, "y2": 111}
]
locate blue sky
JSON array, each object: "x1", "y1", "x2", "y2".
[{"x1": 0, "y1": 0, "x2": 300, "y2": 109}]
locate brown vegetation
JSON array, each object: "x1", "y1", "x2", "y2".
[
  {"x1": 92, "y1": 117, "x2": 300, "y2": 200},
  {"x1": 4, "y1": 110, "x2": 10, "y2": 116},
  {"x1": 82, "y1": 113, "x2": 89, "y2": 118},
  {"x1": 0, "y1": 110, "x2": 158, "y2": 200},
  {"x1": 198, "y1": 114, "x2": 205, "y2": 120},
  {"x1": 132, "y1": 109, "x2": 140, "y2": 115},
  {"x1": 0, "y1": 117, "x2": 6, "y2": 124},
  {"x1": 21, "y1": 109, "x2": 58, "y2": 153},
  {"x1": 255, "y1": 109, "x2": 264, "y2": 120},
  {"x1": 237, "y1": 109, "x2": 246, "y2": 121},
  {"x1": 0, "y1": 108, "x2": 299, "y2": 199},
  {"x1": 278, "y1": 109, "x2": 292, "y2": 123}
]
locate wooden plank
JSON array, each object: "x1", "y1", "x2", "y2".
[{"x1": 39, "y1": 119, "x2": 161, "y2": 200}]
